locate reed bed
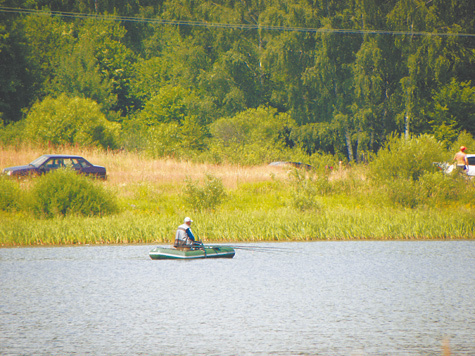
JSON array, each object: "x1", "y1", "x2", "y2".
[
  {"x1": 1, "y1": 145, "x2": 474, "y2": 246},
  {"x1": 1, "y1": 207, "x2": 472, "y2": 246}
]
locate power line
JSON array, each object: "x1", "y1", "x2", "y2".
[{"x1": 1, "y1": 6, "x2": 475, "y2": 38}]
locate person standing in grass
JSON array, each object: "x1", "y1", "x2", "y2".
[
  {"x1": 174, "y1": 217, "x2": 196, "y2": 249},
  {"x1": 454, "y1": 146, "x2": 469, "y2": 170}
]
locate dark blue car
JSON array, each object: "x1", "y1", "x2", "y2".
[{"x1": 2, "y1": 154, "x2": 107, "y2": 179}]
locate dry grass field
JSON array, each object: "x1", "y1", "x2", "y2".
[{"x1": 0, "y1": 144, "x2": 292, "y2": 190}]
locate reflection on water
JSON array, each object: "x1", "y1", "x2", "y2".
[{"x1": 1, "y1": 241, "x2": 474, "y2": 355}]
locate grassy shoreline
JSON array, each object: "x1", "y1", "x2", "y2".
[
  {"x1": 1, "y1": 145, "x2": 474, "y2": 246},
  {"x1": 1, "y1": 207, "x2": 473, "y2": 247}
]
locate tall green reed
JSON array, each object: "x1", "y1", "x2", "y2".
[{"x1": 1, "y1": 206, "x2": 473, "y2": 247}]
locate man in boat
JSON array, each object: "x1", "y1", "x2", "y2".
[{"x1": 174, "y1": 217, "x2": 197, "y2": 250}]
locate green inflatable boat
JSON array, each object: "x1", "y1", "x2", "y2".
[{"x1": 149, "y1": 245, "x2": 235, "y2": 260}]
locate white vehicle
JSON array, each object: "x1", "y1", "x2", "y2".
[
  {"x1": 466, "y1": 154, "x2": 475, "y2": 176},
  {"x1": 435, "y1": 154, "x2": 475, "y2": 177}
]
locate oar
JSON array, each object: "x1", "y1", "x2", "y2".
[
  {"x1": 231, "y1": 244, "x2": 289, "y2": 251},
  {"x1": 192, "y1": 240, "x2": 207, "y2": 257}
]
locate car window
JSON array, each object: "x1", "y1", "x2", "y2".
[
  {"x1": 44, "y1": 159, "x2": 56, "y2": 169},
  {"x1": 30, "y1": 155, "x2": 49, "y2": 167},
  {"x1": 44, "y1": 158, "x2": 65, "y2": 169},
  {"x1": 468, "y1": 157, "x2": 475, "y2": 166},
  {"x1": 71, "y1": 158, "x2": 83, "y2": 168},
  {"x1": 77, "y1": 158, "x2": 92, "y2": 168},
  {"x1": 64, "y1": 158, "x2": 75, "y2": 168}
]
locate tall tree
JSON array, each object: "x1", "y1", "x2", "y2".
[
  {"x1": 260, "y1": 0, "x2": 318, "y2": 122},
  {"x1": 51, "y1": 18, "x2": 136, "y2": 119},
  {"x1": 387, "y1": 0, "x2": 440, "y2": 137},
  {"x1": 302, "y1": 11, "x2": 362, "y2": 159},
  {"x1": 428, "y1": 79, "x2": 475, "y2": 143},
  {"x1": 0, "y1": 16, "x2": 30, "y2": 123},
  {"x1": 352, "y1": 37, "x2": 384, "y2": 155}
]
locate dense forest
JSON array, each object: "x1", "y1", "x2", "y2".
[{"x1": 1, "y1": 0, "x2": 474, "y2": 164}]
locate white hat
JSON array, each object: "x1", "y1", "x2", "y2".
[{"x1": 184, "y1": 217, "x2": 193, "y2": 223}]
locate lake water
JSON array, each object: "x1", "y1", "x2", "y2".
[{"x1": 1, "y1": 241, "x2": 474, "y2": 355}]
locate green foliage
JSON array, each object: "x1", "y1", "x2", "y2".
[
  {"x1": 129, "y1": 57, "x2": 174, "y2": 103},
  {"x1": 0, "y1": 120, "x2": 26, "y2": 146},
  {"x1": 207, "y1": 106, "x2": 297, "y2": 164},
  {"x1": 19, "y1": 13, "x2": 71, "y2": 100},
  {"x1": 364, "y1": 133, "x2": 475, "y2": 208},
  {"x1": 226, "y1": 181, "x2": 287, "y2": 211},
  {"x1": 24, "y1": 94, "x2": 120, "y2": 149},
  {"x1": 134, "y1": 85, "x2": 209, "y2": 158},
  {"x1": 211, "y1": 106, "x2": 295, "y2": 146},
  {"x1": 0, "y1": 21, "x2": 31, "y2": 124},
  {"x1": 202, "y1": 41, "x2": 261, "y2": 115},
  {"x1": 369, "y1": 134, "x2": 446, "y2": 181},
  {"x1": 450, "y1": 131, "x2": 475, "y2": 156},
  {"x1": 288, "y1": 169, "x2": 320, "y2": 211},
  {"x1": 377, "y1": 169, "x2": 475, "y2": 208},
  {"x1": 2, "y1": 1, "x2": 475, "y2": 163},
  {"x1": 143, "y1": 117, "x2": 208, "y2": 159},
  {"x1": 379, "y1": 178, "x2": 422, "y2": 208},
  {"x1": 307, "y1": 152, "x2": 342, "y2": 171},
  {"x1": 429, "y1": 79, "x2": 475, "y2": 142},
  {"x1": 205, "y1": 141, "x2": 295, "y2": 165},
  {"x1": 3, "y1": 204, "x2": 474, "y2": 246},
  {"x1": 53, "y1": 38, "x2": 117, "y2": 113},
  {"x1": 51, "y1": 18, "x2": 136, "y2": 117},
  {"x1": 145, "y1": 123, "x2": 181, "y2": 158},
  {"x1": 0, "y1": 177, "x2": 23, "y2": 212},
  {"x1": 430, "y1": 121, "x2": 459, "y2": 149},
  {"x1": 184, "y1": 174, "x2": 227, "y2": 212},
  {"x1": 418, "y1": 171, "x2": 475, "y2": 206},
  {"x1": 291, "y1": 122, "x2": 339, "y2": 156},
  {"x1": 31, "y1": 169, "x2": 118, "y2": 218},
  {"x1": 138, "y1": 85, "x2": 197, "y2": 126}
]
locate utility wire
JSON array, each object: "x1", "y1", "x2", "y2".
[{"x1": 1, "y1": 6, "x2": 475, "y2": 38}]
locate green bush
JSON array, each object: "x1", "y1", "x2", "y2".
[
  {"x1": 205, "y1": 106, "x2": 297, "y2": 165},
  {"x1": 184, "y1": 174, "x2": 227, "y2": 212},
  {"x1": 289, "y1": 169, "x2": 320, "y2": 211},
  {"x1": 369, "y1": 134, "x2": 446, "y2": 181},
  {"x1": 380, "y1": 178, "x2": 422, "y2": 208},
  {"x1": 376, "y1": 169, "x2": 475, "y2": 208},
  {"x1": 367, "y1": 134, "x2": 475, "y2": 208},
  {"x1": 144, "y1": 119, "x2": 207, "y2": 159},
  {"x1": 210, "y1": 106, "x2": 295, "y2": 146},
  {"x1": 0, "y1": 177, "x2": 23, "y2": 211},
  {"x1": 204, "y1": 141, "x2": 289, "y2": 165},
  {"x1": 450, "y1": 131, "x2": 475, "y2": 157},
  {"x1": 0, "y1": 120, "x2": 27, "y2": 146},
  {"x1": 308, "y1": 152, "x2": 342, "y2": 171},
  {"x1": 24, "y1": 94, "x2": 120, "y2": 149},
  {"x1": 31, "y1": 169, "x2": 118, "y2": 218},
  {"x1": 419, "y1": 171, "x2": 475, "y2": 206}
]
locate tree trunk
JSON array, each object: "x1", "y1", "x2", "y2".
[
  {"x1": 356, "y1": 129, "x2": 362, "y2": 163},
  {"x1": 345, "y1": 129, "x2": 353, "y2": 162}
]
